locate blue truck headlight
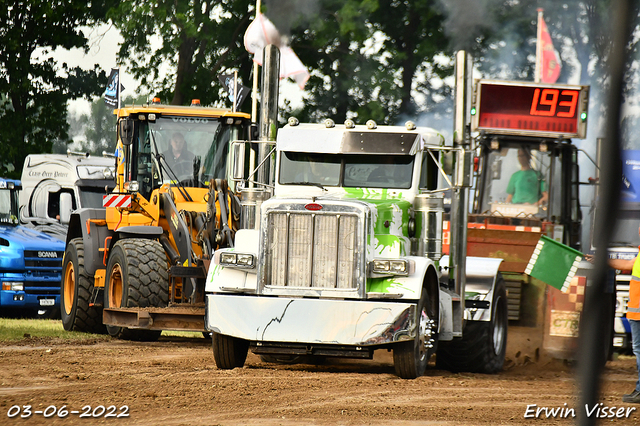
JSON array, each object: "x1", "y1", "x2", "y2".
[{"x1": 2, "y1": 282, "x2": 24, "y2": 291}]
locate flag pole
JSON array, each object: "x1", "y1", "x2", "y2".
[
  {"x1": 116, "y1": 67, "x2": 121, "y2": 110},
  {"x1": 233, "y1": 70, "x2": 238, "y2": 113},
  {"x1": 251, "y1": 0, "x2": 261, "y2": 122},
  {"x1": 535, "y1": 8, "x2": 543, "y2": 83}
]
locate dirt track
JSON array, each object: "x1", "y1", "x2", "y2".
[{"x1": 1, "y1": 335, "x2": 639, "y2": 425}]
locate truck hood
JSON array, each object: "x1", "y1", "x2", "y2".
[{"x1": 0, "y1": 225, "x2": 66, "y2": 251}]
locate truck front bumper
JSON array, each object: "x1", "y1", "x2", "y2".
[
  {"x1": 1, "y1": 291, "x2": 59, "y2": 310},
  {"x1": 206, "y1": 294, "x2": 417, "y2": 346}
]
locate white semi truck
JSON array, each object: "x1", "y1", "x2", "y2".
[
  {"x1": 19, "y1": 153, "x2": 116, "y2": 240},
  {"x1": 204, "y1": 53, "x2": 508, "y2": 379}
]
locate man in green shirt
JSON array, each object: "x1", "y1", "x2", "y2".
[{"x1": 506, "y1": 148, "x2": 548, "y2": 206}]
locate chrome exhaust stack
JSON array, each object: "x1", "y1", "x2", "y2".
[{"x1": 239, "y1": 44, "x2": 280, "y2": 230}]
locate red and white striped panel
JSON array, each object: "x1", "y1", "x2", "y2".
[{"x1": 103, "y1": 194, "x2": 132, "y2": 208}]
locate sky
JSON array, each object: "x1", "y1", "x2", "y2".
[{"x1": 49, "y1": 24, "x2": 305, "y2": 117}]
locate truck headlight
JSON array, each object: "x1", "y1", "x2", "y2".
[
  {"x1": 2, "y1": 282, "x2": 24, "y2": 291},
  {"x1": 220, "y1": 252, "x2": 255, "y2": 268},
  {"x1": 372, "y1": 260, "x2": 409, "y2": 275}
]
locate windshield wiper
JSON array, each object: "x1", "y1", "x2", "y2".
[{"x1": 286, "y1": 181, "x2": 327, "y2": 191}]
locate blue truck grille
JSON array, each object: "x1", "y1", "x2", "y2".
[
  {"x1": 24, "y1": 251, "x2": 64, "y2": 268},
  {"x1": 22, "y1": 251, "x2": 63, "y2": 294},
  {"x1": 23, "y1": 281, "x2": 60, "y2": 294}
]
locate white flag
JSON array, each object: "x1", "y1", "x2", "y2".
[{"x1": 244, "y1": 13, "x2": 310, "y2": 89}]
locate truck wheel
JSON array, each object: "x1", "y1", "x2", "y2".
[
  {"x1": 393, "y1": 287, "x2": 438, "y2": 379},
  {"x1": 436, "y1": 276, "x2": 508, "y2": 373},
  {"x1": 212, "y1": 332, "x2": 249, "y2": 369},
  {"x1": 104, "y1": 239, "x2": 169, "y2": 341},
  {"x1": 61, "y1": 238, "x2": 106, "y2": 334}
]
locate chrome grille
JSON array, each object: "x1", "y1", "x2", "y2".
[{"x1": 266, "y1": 211, "x2": 358, "y2": 289}]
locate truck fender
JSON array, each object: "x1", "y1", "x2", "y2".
[
  {"x1": 115, "y1": 225, "x2": 164, "y2": 239},
  {"x1": 440, "y1": 255, "x2": 503, "y2": 322},
  {"x1": 67, "y1": 208, "x2": 114, "y2": 276}
]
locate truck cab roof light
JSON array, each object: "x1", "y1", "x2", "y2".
[
  {"x1": 366, "y1": 120, "x2": 377, "y2": 130},
  {"x1": 288, "y1": 117, "x2": 300, "y2": 127},
  {"x1": 152, "y1": 97, "x2": 161, "y2": 104},
  {"x1": 324, "y1": 118, "x2": 335, "y2": 128},
  {"x1": 191, "y1": 99, "x2": 201, "y2": 106},
  {"x1": 405, "y1": 121, "x2": 416, "y2": 131},
  {"x1": 345, "y1": 119, "x2": 355, "y2": 129}
]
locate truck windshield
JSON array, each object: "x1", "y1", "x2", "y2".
[
  {"x1": 0, "y1": 188, "x2": 18, "y2": 225},
  {"x1": 476, "y1": 146, "x2": 554, "y2": 218},
  {"x1": 279, "y1": 152, "x2": 414, "y2": 189},
  {"x1": 143, "y1": 116, "x2": 243, "y2": 186},
  {"x1": 609, "y1": 209, "x2": 640, "y2": 247}
]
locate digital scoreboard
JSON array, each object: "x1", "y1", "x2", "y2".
[{"x1": 471, "y1": 80, "x2": 589, "y2": 139}]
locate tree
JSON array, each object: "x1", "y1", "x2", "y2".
[
  {"x1": 109, "y1": 0, "x2": 255, "y2": 107},
  {"x1": 283, "y1": 0, "x2": 452, "y2": 125},
  {"x1": 71, "y1": 95, "x2": 147, "y2": 156},
  {"x1": 0, "y1": 1, "x2": 115, "y2": 178}
]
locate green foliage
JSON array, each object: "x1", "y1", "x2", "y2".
[
  {"x1": 0, "y1": 1, "x2": 114, "y2": 178},
  {"x1": 284, "y1": 0, "x2": 451, "y2": 125},
  {"x1": 71, "y1": 95, "x2": 147, "y2": 156},
  {"x1": 109, "y1": 0, "x2": 255, "y2": 107}
]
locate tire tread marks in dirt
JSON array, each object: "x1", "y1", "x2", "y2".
[
  {"x1": 436, "y1": 277, "x2": 508, "y2": 374},
  {"x1": 61, "y1": 238, "x2": 106, "y2": 334},
  {"x1": 106, "y1": 239, "x2": 169, "y2": 341},
  {"x1": 212, "y1": 332, "x2": 249, "y2": 369}
]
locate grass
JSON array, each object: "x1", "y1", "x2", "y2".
[
  {"x1": 0, "y1": 318, "x2": 105, "y2": 342},
  {"x1": 0, "y1": 317, "x2": 206, "y2": 342}
]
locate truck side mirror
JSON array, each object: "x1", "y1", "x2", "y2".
[
  {"x1": 119, "y1": 118, "x2": 134, "y2": 146},
  {"x1": 441, "y1": 151, "x2": 455, "y2": 175},
  {"x1": 230, "y1": 140, "x2": 246, "y2": 181},
  {"x1": 59, "y1": 192, "x2": 72, "y2": 225}
]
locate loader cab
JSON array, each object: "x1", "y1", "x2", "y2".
[
  {"x1": 472, "y1": 136, "x2": 582, "y2": 249},
  {"x1": 118, "y1": 108, "x2": 250, "y2": 201}
]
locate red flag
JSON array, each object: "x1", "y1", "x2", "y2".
[{"x1": 537, "y1": 13, "x2": 561, "y2": 83}]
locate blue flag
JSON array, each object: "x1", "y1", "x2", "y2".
[{"x1": 104, "y1": 68, "x2": 123, "y2": 109}]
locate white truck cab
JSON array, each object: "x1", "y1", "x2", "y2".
[{"x1": 20, "y1": 153, "x2": 116, "y2": 239}]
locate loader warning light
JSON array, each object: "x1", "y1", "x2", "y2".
[
  {"x1": 191, "y1": 99, "x2": 201, "y2": 106},
  {"x1": 152, "y1": 97, "x2": 161, "y2": 104},
  {"x1": 472, "y1": 80, "x2": 589, "y2": 139}
]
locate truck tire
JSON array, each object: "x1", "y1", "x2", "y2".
[
  {"x1": 104, "y1": 239, "x2": 169, "y2": 341},
  {"x1": 212, "y1": 332, "x2": 249, "y2": 369},
  {"x1": 436, "y1": 276, "x2": 508, "y2": 373},
  {"x1": 61, "y1": 238, "x2": 106, "y2": 334},
  {"x1": 393, "y1": 286, "x2": 438, "y2": 379}
]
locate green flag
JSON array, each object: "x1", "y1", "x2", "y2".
[{"x1": 524, "y1": 235, "x2": 583, "y2": 292}]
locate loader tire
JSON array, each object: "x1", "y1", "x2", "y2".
[
  {"x1": 212, "y1": 332, "x2": 249, "y2": 369},
  {"x1": 104, "y1": 239, "x2": 169, "y2": 341},
  {"x1": 436, "y1": 276, "x2": 508, "y2": 373},
  {"x1": 61, "y1": 238, "x2": 106, "y2": 334},
  {"x1": 393, "y1": 285, "x2": 438, "y2": 379}
]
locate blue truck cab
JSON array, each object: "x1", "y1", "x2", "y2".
[{"x1": 0, "y1": 178, "x2": 65, "y2": 315}]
